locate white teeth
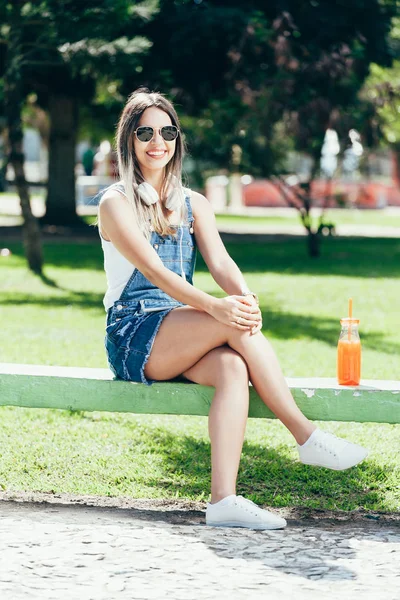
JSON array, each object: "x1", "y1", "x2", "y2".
[{"x1": 147, "y1": 151, "x2": 165, "y2": 156}]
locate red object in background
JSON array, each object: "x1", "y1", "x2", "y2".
[
  {"x1": 243, "y1": 180, "x2": 287, "y2": 207},
  {"x1": 243, "y1": 179, "x2": 400, "y2": 208}
]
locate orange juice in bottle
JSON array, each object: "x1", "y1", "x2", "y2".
[{"x1": 337, "y1": 300, "x2": 361, "y2": 386}]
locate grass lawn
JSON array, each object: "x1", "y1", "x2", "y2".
[
  {"x1": 79, "y1": 208, "x2": 400, "y2": 230},
  {"x1": 78, "y1": 208, "x2": 400, "y2": 230},
  {"x1": 214, "y1": 209, "x2": 400, "y2": 229},
  {"x1": 0, "y1": 236, "x2": 399, "y2": 511}
]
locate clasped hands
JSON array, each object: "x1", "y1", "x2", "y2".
[{"x1": 211, "y1": 295, "x2": 262, "y2": 335}]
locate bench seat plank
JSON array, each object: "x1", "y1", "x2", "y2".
[{"x1": 0, "y1": 363, "x2": 399, "y2": 424}]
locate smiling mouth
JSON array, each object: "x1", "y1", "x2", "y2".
[{"x1": 146, "y1": 150, "x2": 167, "y2": 158}]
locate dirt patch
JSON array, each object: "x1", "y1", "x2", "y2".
[{"x1": 1, "y1": 490, "x2": 399, "y2": 528}]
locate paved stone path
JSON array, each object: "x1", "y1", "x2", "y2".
[{"x1": 0, "y1": 500, "x2": 399, "y2": 600}]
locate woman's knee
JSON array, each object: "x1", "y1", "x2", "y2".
[
  {"x1": 227, "y1": 327, "x2": 266, "y2": 351},
  {"x1": 213, "y1": 347, "x2": 249, "y2": 384}
]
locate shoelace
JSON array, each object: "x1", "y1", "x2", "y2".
[
  {"x1": 234, "y1": 496, "x2": 262, "y2": 515},
  {"x1": 315, "y1": 432, "x2": 348, "y2": 457}
]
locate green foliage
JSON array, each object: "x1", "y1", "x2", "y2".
[
  {"x1": 356, "y1": 16, "x2": 400, "y2": 151},
  {"x1": 133, "y1": 0, "x2": 396, "y2": 179},
  {"x1": 362, "y1": 60, "x2": 400, "y2": 148},
  {"x1": 1, "y1": 1, "x2": 398, "y2": 185},
  {"x1": 0, "y1": 1, "x2": 159, "y2": 127}
]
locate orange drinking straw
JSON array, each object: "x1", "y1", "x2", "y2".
[{"x1": 348, "y1": 298, "x2": 353, "y2": 340}]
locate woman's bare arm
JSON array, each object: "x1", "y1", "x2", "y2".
[
  {"x1": 99, "y1": 191, "x2": 217, "y2": 313},
  {"x1": 99, "y1": 190, "x2": 261, "y2": 330},
  {"x1": 190, "y1": 191, "x2": 251, "y2": 296}
]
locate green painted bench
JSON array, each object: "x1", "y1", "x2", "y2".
[{"x1": 1, "y1": 363, "x2": 399, "y2": 424}]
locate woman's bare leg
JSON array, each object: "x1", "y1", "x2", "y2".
[
  {"x1": 182, "y1": 347, "x2": 250, "y2": 503},
  {"x1": 145, "y1": 306, "x2": 314, "y2": 444}
]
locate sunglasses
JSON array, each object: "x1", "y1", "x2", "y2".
[{"x1": 134, "y1": 125, "x2": 179, "y2": 143}]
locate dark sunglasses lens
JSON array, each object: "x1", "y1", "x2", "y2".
[
  {"x1": 161, "y1": 126, "x2": 178, "y2": 141},
  {"x1": 136, "y1": 127, "x2": 154, "y2": 142}
]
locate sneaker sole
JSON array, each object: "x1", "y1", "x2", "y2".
[
  {"x1": 206, "y1": 521, "x2": 286, "y2": 530},
  {"x1": 301, "y1": 450, "x2": 369, "y2": 471}
]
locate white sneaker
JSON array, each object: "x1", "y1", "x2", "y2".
[
  {"x1": 298, "y1": 428, "x2": 369, "y2": 470},
  {"x1": 206, "y1": 495, "x2": 287, "y2": 530}
]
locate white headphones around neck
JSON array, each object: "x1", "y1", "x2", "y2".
[{"x1": 136, "y1": 176, "x2": 184, "y2": 213}]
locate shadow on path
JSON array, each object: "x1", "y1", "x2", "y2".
[{"x1": 0, "y1": 496, "x2": 399, "y2": 587}]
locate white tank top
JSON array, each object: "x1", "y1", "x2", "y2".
[
  {"x1": 100, "y1": 232, "x2": 136, "y2": 312},
  {"x1": 99, "y1": 183, "x2": 188, "y2": 311}
]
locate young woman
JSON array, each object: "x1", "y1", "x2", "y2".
[{"x1": 98, "y1": 89, "x2": 368, "y2": 530}]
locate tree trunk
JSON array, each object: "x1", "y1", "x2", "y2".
[
  {"x1": 42, "y1": 93, "x2": 82, "y2": 226},
  {"x1": 4, "y1": 3, "x2": 43, "y2": 274},
  {"x1": 392, "y1": 146, "x2": 400, "y2": 190},
  {"x1": 307, "y1": 231, "x2": 321, "y2": 258}
]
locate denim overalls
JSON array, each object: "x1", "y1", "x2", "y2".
[{"x1": 104, "y1": 188, "x2": 196, "y2": 385}]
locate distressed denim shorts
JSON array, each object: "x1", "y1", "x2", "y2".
[{"x1": 105, "y1": 300, "x2": 181, "y2": 385}]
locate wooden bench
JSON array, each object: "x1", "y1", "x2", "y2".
[{"x1": 1, "y1": 363, "x2": 399, "y2": 424}]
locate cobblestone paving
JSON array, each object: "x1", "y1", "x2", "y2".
[{"x1": 0, "y1": 500, "x2": 399, "y2": 600}]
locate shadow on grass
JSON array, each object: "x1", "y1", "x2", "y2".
[
  {"x1": 2, "y1": 242, "x2": 104, "y2": 271},
  {"x1": 38, "y1": 272, "x2": 62, "y2": 288},
  {"x1": 258, "y1": 306, "x2": 400, "y2": 355},
  {"x1": 200, "y1": 236, "x2": 400, "y2": 279},
  {"x1": 1, "y1": 405, "x2": 397, "y2": 583},
  {"x1": 0, "y1": 290, "x2": 104, "y2": 310},
  {"x1": 3, "y1": 236, "x2": 400, "y2": 278},
  {"x1": 0, "y1": 289, "x2": 398, "y2": 354},
  {"x1": 133, "y1": 427, "x2": 398, "y2": 581},
  {"x1": 106, "y1": 426, "x2": 390, "y2": 514}
]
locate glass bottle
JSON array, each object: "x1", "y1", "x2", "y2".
[{"x1": 337, "y1": 318, "x2": 361, "y2": 386}]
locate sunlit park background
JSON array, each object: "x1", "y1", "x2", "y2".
[{"x1": 0, "y1": 1, "x2": 399, "y2": 512}]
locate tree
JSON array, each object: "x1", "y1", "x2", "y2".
[
  {"x1": 36, "y1": 1, "x2": 157, "y2": 226},
  {"x1": 137, "y1": 1, "x2": 395, "y2": 174},
  {"x1": 2, "y1": 1, "x2": 43, "y2": 273},
  {"x1": 269, "y1": 1, "x2": 395, "y2": 256},
  {"x1": 0, "y1": 0, "x2": 157, "y2": 233},
  {"x1": 139, "y1": 1, "x2": 282, "y2": 174},
  {"x1": 136, "y1": 0, "x2": 396, "y2": 256},
  {"x1": 2, "y1": 0, "x2": 396, "y2": 260},
  {"x1": 360, "y1": 17, "x2": 400, "y2": 186}
]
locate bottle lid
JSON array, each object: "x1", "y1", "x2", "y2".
[{"x1": 340, "y1": 317, "x2": 360, "y2": 325}]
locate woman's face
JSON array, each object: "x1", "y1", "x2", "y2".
[{"x1": 133, "y1": 106, "x2": 176, "y2": 174}]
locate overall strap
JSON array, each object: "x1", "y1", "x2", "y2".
[
  {"x1": 184, "y1": 191, "x2": 194, "y2": 222},
  {"x1": 108, "y1": 182, "x2": 127, "y2": 197}
]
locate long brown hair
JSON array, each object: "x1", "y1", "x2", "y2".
[{"x1": 116, "y1": 88, "x2": 186, "y2": 238}]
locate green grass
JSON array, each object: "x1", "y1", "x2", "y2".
[
  {"x1": 214, "y1": 209, "x2": 400, "y2": 229},
  {"x1": 0, "y1": 237, "x2": 399, "y2": 511},
  {"x1": 79, "y1": 208, "x2": 400, "y2": 230}
]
